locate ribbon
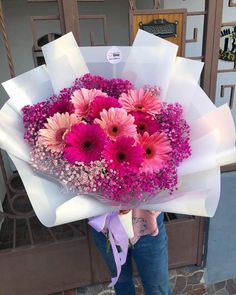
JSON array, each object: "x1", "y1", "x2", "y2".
[{"x1": 89, "y1": 212, "x2": 129, "y2": 287}]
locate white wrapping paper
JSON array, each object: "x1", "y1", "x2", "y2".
[
  {"x1": 0, "y1": 30, "x2": 236, "y2": 227},
  {"x1": 118, "y1": 211, "x2": 134, "y2": 239}
]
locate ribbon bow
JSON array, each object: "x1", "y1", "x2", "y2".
[{"x1": 89, "y1": 212, "x2": 129, "y2": 287}]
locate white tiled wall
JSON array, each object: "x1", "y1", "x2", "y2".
[
  {"x1": 163, "y1": 0, "x2": 236, "y2": 123},
  {"x1": 215, "y1": 1, "x2": 236, "y2": 122}
]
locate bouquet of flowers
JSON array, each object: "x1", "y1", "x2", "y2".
[
  {"x1": 0, "y1": 30, "x2": 236, "y2": 228},
  {"x1": 22, "y1": 72, "x2": 191, "y2": 207}
]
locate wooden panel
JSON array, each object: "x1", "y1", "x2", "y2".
[
  {"x1": 0, "y1": 239, "x2": 92, "y2": 295},
  {"x1": 166, "y1": 218, "x2": 202, "y2": 268},
  {"x1": 88, "y1": 227, "x2": 111, "y2": 284},
  {"x1": 64, "y1": 290, "x2": 77, "y2": 295},
  {"x1": 130, "y1": 9, "x2": 187, "y2": 56},
  {"x1": 221, "y1": 163, "x2": 236, "y2": 172}
]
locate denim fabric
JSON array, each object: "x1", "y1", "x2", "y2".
[{"x1": 91, "y1": 212, "x2": 171, "y2": 295}]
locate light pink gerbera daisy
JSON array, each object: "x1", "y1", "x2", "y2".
[
  {"x1": 103, "y1": 136, "x2": 144, "y2": 176},
  {"x1": 119, "y1": 88, "x2": 161, "y2": 116},
  {"x1": 89, "y1": 96, "x2": 121, "y2": 119},
  {"x1": 71, "y1": 88, "x2": 107, "y2": 117},
  {"x1": 138, "y1": 131, "x2": 172, "y2": 173},
  {"x1": 95, "y1": 107, "x2": 137, "y2": 140},
  {"x1": 38, "y1": 112, "x2": 80, "y2": 153},
  {"x1": 132, "y1": 112, "x2": 160, "y2": 135},
  {"x1": 64, "y1": 123, "x2": 106, "y2": 164}
]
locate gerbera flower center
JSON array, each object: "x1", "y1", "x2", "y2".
[
  {"x1": 83, "y1": 104, "x2": 89, "y2": 112},
  {"x1": 112, "y1": 126, "x2": 119, "y2": 133},
  {"x1": 145, "y1": 147, "x2": 154, "y2": 158},
  {"x1": 117, "y1": 152, "x2": 126, "y2": 161},
  {"x1": 55, "y1": 128, "x2": 67, "y2": 142},
  {"x1": 138, "y1": 124, "x2": 146, "y2": 131},
  {"x1": 82, "y1": 140, "x2": 93, "y2": 151},
  {"x1": 135, "y1": 104, "x2": 143, "y2": 110}
]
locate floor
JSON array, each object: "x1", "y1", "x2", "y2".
[{"x1": 53, "y1": 266, "x2": 236, "y2": 295}]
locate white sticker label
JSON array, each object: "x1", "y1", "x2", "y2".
[{"x1": 106, "y1": 46, "x2": 122, "y2": 64}]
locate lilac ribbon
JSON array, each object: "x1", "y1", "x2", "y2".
[{"x1": 88, "y1": 212, "x2": 129, "y2": 287}]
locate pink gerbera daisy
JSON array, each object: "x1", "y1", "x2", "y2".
[
  {"x1": 89, "y1": 96, "x2": 121, "y2": 119},
  {"x1": 64, "y1": 123, "x2": 106, "y2": 164},
  {"x1": 138, "y1": 131, "x2": 172, "y2": 173},
  {"x1": 132, "y1": 112, "x2": 160, "y2": 135},
  {"x1": 71, "y1": 88, "x2": 107, "y2": 117},
  {"x1": 38, "y1": 112, "x2": 80, "y2": 153},
  {"x1": 95, "y1": 107, "x2": 137, "y2": 140},
  {"x1": 119, "y1": 88, "x2": 161, "y2": 116},
  {"x1": 103, "y1": 136, "x2": 144, "y2": 176}
]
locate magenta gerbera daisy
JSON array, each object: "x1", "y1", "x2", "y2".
[
  {"x1": 138, "y1": 131, "x2": 172, "y2": 173},
  {"x1": 132, "y1": 112, "x2": 160, "y2": 135},
  {"x1": 89, "y1": 96, "x2": 121, "y2": 119},
  {"x1": 103, "y1": 136, "x2": 144, "y2": 176},
  {"x1": 95, "y1": 107, "x2": 137, "y2": 140},
  {"x1": 71, "y1": 88, "x2": 107, "y2": 118},
  {"x1": 64, "y1": 123, "x2": 106, "y2": 164},
  {"x1": 119, "y1": 88, "x2": 161, "y2": 116}
]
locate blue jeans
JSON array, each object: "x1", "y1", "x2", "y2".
[{"x1": 91, "y1": 213, "x2": 171, "y2": 295}]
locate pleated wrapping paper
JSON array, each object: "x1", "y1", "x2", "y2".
[{"x1": 0, "y1": 30, "x2": 236, "y2": 227}]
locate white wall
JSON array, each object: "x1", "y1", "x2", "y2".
[
  {"x1": 78, "y1": 0, "x2": 129, "y2": 46},
  {"x1": 164, "y1": 0, "x2": 236, "y2": 123}
]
